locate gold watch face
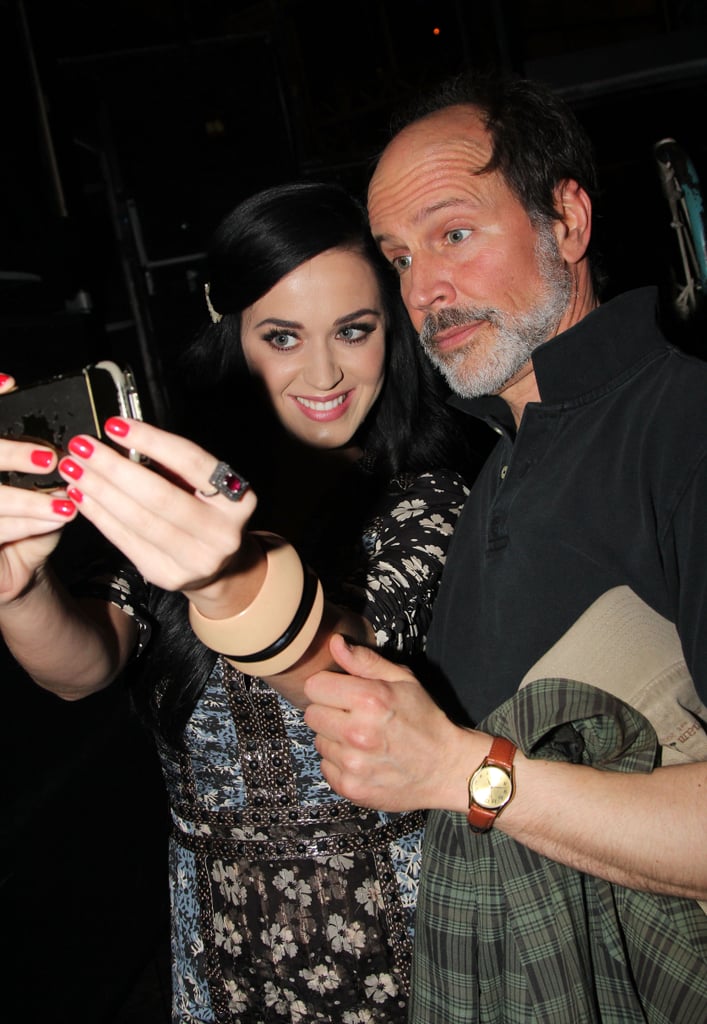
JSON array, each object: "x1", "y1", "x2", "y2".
[{"x1": 470, "y1": 764, "x2": 513, "y2": 809}]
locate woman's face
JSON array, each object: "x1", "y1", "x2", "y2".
[{"x1": 240, "y1": 248, "x2": 387, "y2": 449}]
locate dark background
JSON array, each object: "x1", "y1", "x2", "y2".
[
  {"x1": 3, "y1": 0, "x2": 707, "y2": 421},
  {"x1": 2, "y1": 2, "x2": 706, "y2": 1022}
]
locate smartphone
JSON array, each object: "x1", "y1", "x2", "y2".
[{"x1": 0, "y1": 360, "x2": 144, "y2": 490}]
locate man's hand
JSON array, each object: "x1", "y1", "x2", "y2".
[{"x1": 303, "y1": 633, "x2": 479, "y2": 814}]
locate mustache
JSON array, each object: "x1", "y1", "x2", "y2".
[{"x1": 419, "y1": 306, "x2": 501, "y2": 349}]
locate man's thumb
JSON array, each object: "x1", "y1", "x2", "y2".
[{"x1": 329, "y1": 633, "x2": 408, "y2": 681}]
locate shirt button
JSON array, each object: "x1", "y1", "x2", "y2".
[{"x1": 500, "y1": 465, "x2": 508, "y2": 479}]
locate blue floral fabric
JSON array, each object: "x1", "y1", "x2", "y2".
[{"x1": 158, "y1": 469, "x2": 468, "y2": 1022}]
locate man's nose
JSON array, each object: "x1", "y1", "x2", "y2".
[{"x1": 402, "y1": 252, "x2": 456, "y2": 318}]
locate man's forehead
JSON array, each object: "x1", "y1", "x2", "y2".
[
  {"x1": 367, "y1": 106, "x2": 494, "y2": 230},
  {"x1": 377, "y1": 105, "x2": 488, "y2": 169},
  {"x1": 369, "y1": 106, "x2": 489, "y2": 188}
]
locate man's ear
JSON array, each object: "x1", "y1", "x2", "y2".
[{"x1": 552, "y1": 179, "x2": 592, "y2": 264}]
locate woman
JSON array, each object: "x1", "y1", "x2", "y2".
[{"x1": 0, "y1": 182, "x2": 472, "y2": 1022}]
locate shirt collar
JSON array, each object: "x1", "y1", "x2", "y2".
[{"x1": 449, "y1": 287, "x2": 663, "y2": 426}]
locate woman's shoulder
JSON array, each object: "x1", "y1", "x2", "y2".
[
  {"x1": 387, "y1": 466, "x2": 471, "y2": 501},
  {"x1": 363, "y1": 467, "x2": 469, "y2": 543}
]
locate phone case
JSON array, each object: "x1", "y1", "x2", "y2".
[{"x1": 0, "y1": 360, "x2": 143, "y2": 490}]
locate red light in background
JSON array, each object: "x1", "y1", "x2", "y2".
[{"x1": 433, "y1": 27, "x2": 441, "y2": 36}]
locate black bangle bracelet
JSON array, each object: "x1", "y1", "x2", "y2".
[{"x1": 222, "y1": 565, "x2": 320, "y2": 662}]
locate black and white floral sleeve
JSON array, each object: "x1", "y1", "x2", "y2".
[
  {"x1": 70, "y1": 562, "x2": 153, "y2": 658},
  {"x1": 340, "y1": 468, "x2": 469, "y2": 655}
]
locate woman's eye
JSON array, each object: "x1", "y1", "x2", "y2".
[
  {"x1": 338, "y1": 323, "x2": 375, "y2": 344},
  {"x1": 447, "y1": 228, "x2": 472, "y2": 245},
  {"x1": 264, "y1": 330, "x2": 298, "y2": 350}
]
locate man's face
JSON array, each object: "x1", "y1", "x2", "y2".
[{"x1": 368, "y1": 105, "x2": 573, "y2": 399}]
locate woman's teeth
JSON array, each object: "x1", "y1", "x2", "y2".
[{"x1": 296, "y1": 394, "x2": 347, "y2": 411}]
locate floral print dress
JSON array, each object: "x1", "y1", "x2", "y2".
[{"x1": 156, "y1": 468, "x2": 468, "y2": 1023}]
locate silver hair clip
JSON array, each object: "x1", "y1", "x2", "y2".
[{"x1": 204, "y1": 282, "x2": 223, "y2": 324}]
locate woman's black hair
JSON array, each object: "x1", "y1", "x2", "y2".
[
  {"x1": 130, "y1": 181, "x2": 473, "y2": 745},
  {"x1": 183, "y1": 180, "x2": 463, "y2": 477}
]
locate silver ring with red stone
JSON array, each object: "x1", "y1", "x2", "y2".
[{"x1": 198, "y1": 462, "x2": 250, "y2": 501}]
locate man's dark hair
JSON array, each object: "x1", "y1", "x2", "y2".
[{"x1": 389, "y1": 70, "x2": 605, "y2": 290}]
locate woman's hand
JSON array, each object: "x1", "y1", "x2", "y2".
[
  {"x1": 0, "y1": 374, "x2": 78, "y2": 605},
  {"x1": 57, "y1": 417, "x2": 261, "y2": 614}
]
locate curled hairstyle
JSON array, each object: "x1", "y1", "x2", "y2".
[{"x1": 390, "y1": 70, "x2": 604, "y2": 290}]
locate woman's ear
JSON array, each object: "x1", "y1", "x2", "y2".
[{"x1": 552, "y1": 179, "x2": 592, "y2": 264}]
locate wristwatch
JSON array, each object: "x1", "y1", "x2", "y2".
[{"x1": 467, "y1": 736, "x2": 517, "y2": 833}]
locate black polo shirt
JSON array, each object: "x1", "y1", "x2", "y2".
[{"x1": 426, "y1": 288, "x2": 707, "y2": 722}]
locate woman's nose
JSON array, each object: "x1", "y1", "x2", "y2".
[{"x1": 302, "y1": 348, "x2": 344, "y2": 391}]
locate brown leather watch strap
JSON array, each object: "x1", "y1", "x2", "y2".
[
  {"x1": 467, "y1": 801, "x2": 497, "y2": 832},
  {"x1": 485, "y1": 736, "x2": 516, "y2": 770}
]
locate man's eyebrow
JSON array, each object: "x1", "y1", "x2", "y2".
[{"x1": 374, "y1": 197, "x2": 478, "y2": 245}]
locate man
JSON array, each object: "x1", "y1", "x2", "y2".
[{"x1": 303, "y1": 71, "x2": 707, "y2": 1021}]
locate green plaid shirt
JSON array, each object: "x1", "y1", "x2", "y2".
[{"x1": 410, "y1": 679, "x2": 707, "y2": 1023}]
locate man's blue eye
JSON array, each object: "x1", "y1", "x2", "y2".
[
  {"x1": 392, "y1": 255, "x2": 412, "y2": 273},
  {"x1": 448, "y1": 228, "x2": 472, "y2": 244}
]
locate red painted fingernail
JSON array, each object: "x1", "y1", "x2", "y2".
[
  {"x1": 52, "y1": 499, "x2": 75, "y2": 517},
  {"x1": 58, "y1": 457, "x2": 83, "y2": 480},
  {"x1": 68, "y1": 436, "x2": 94, "y2": 458},
  {"x1": 0, "y1": 373, "x2": 12, "y2": 387},
  {"x1": 31, "y1": 449, "x2": 54, "y2": 468},
  {"x1": 105, "y1": 417, "x2": 130, "y2": 437},
  {"x1": 67, "y1": 486, "x2": 83, "y2": 504}
]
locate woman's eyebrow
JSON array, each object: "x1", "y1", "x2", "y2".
[
  {"x1": 334, "y1": 307, "x2": 382, "y2": 325},
  {"x1": 253, "y1": 316, "x2": 302, "y2": 329}
]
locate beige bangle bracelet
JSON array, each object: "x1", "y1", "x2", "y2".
[
  {"x1": 225, "y1": 576, "x2": 324, "y2": 676},
  {"x1": 188, "y1": 531, "x2": 304, "y2": 656}
]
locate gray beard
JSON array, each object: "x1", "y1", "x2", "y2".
[{"x1": 418, "y1": 223, "x2": 572, "y2": 399}]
